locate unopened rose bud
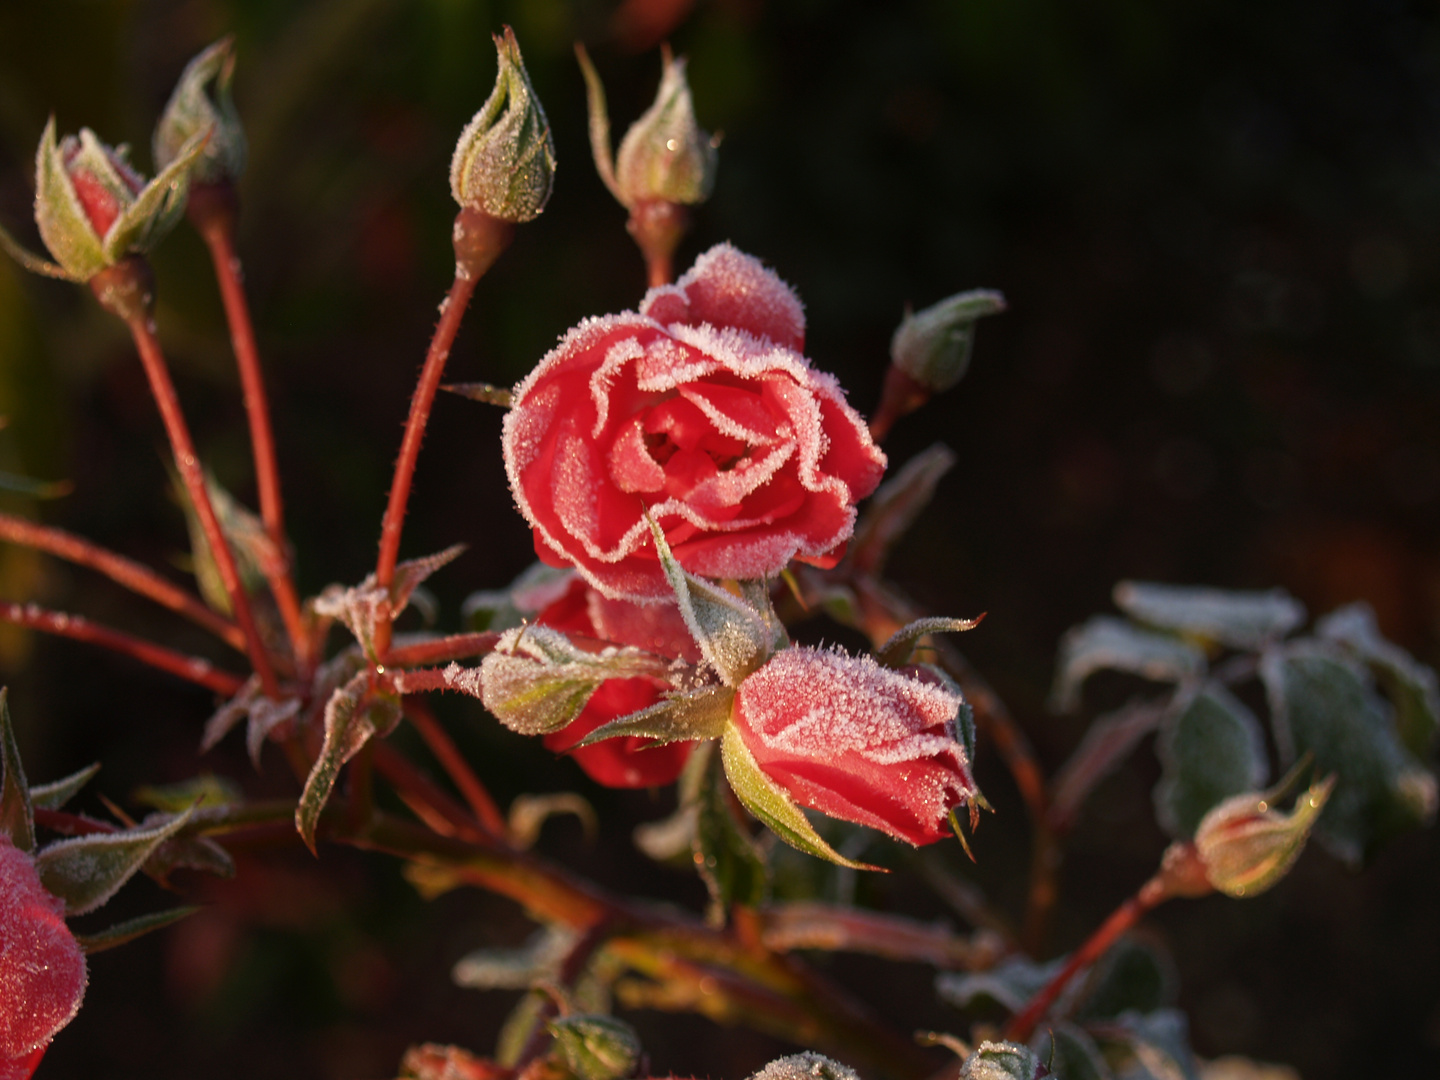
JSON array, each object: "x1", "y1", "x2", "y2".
[
  {"x1": 153, "y1": 37, "x2": 246, "y2": 186},
  {"x1": 614, "y1": 51, "x2": 717, "y2": 209},
  {"x1": 1194, "y1": 775, "x2": 1335, "y2": 898},
  {"x1": 20, "y1": 117, "x2": 206, "y2": 284},
  {"x1": 547, "y1": 1015, "x2": 641, "y2": 1080},
  {"x1": 891, "y1": 289, "x2": 1007, "y2": 394},
  {"x1": 450, "y1": 27, "x2": 555, "y2": 223}
]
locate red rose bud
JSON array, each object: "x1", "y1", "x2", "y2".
[
  {"x1": 450, "y1": 28, "x2": 555, "y2": 223},
  {"x1": 537, "y1": 577, "x2": 702, "y2": 788},
  {"x1": 1193, "y1": 775, "x2": 1336, "y2": 898},
  {"x1": 18, "y1": 117, "x2": 207, "y2": 284},
  {"x1": 580, "y1": 45, "x2": 718, "y2": 210},
  {"x1": 730, "y1": 646, "x2": 976, "y2": 847},
  {"x1": 0, "y1": 834, "x2": 87, "y2": 1076},
  {"x1": 153, "y1": 37, "x2": 246, "y2": 186},
  {"x1": 503, "y1": 244, "x2": 886, "y2": 601}
]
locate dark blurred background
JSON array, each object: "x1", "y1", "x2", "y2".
[{"x1": 1, "y1": 0, "x2": 1438, "y2": 1077}]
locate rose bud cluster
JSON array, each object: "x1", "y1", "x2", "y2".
[
  {"x1": 0, "y1": 834, "x2": 87, "y2": 1080},
  {"x1": 502, "y1": 243, "x2": 887, "y2": 601}
]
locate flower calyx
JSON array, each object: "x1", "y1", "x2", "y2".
[
  {"x1": 153, "y1": 37, "x2": 246, "y2": 190},
  {"x1": 450, "y1": 27, "x2": 555, "y2": 225}
]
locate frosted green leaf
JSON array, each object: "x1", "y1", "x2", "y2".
[
  {"x1": 936, "y1": 954, "x2": 1066, "y2": 1013},
  {"x1": 959, "y1": 1040, "x2": 1040, "y2": 1080},
  {"x1": 74, "y1": 905, "x2": 200, "y2": 954},
  {"x1": 296, "y1": 673, "x2": 401, "y2": 852},
  {"x1": 1154, "y1": 684, "x2": 1269, "y2": 839},
  {"x1": 719, "y1": 722, "x2": 880, "y2": 871},
  {"x1": 1113, "y1": 581, "x2": 1305, "y2": 649},
  {"x1": 849, "y1": 442, "x2": 957, "y2": 576},
  {"x1": 877, "y1": 616, "x2": 983, "y2": 669},
  {"x1": 1038, "y1": 1024, "x2": 1113, "y2": 1080},
  {"x1": 1052, "y1": 615, "x2": 1207, "y2": 713},
  {"x1": 1317, "y1": 602, "x2": 1440, "y2": 758},
  {"x1": 0, "y1": 688, "x2": 34, "y2": 852},
  {"x1": 1107, "y1": 1008, "x2": 1201, "y2": 1080},
  {"x1": 1260, "y1": 645, "x2": 1437, "y2": 864},
  {"x1": 452, "y1": 924, "x2": 579, "y2": 990},
  {"x1": 1075, "y1": 936, "x2": 1175, "y2": 1020},
  {"x1": 546, "y1": 1015, "x2": 641, "y2": 1080},
  {"x1": 693, "y1": 740, "x2": 768, "y2": 920},
  {"x1": 36, "y1": 805, "x2": 194, "y2": 915},
  {"x1": 577, "y1": 684, "x2": 732, "y2": 748},
  {"x1": 30, "y1": 763, "x2": 100, "y2": 811}
]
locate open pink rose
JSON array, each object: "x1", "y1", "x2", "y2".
[
  {"x1": 0, "y1": 834, "x2": 88, "y2": 1079},
  {"x1": 537, "y1": 577, "x2": 702, "y2": 788},
  {"x1": 503, "y1": 244, "x2": 887, "y2": 601},
  {"x1": 732, "y1": 647, "x2": 976, "y2": 845}
]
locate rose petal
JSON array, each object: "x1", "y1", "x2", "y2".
[{"x1": 646, "y1": 243, "x2": 806, "y2": 351}]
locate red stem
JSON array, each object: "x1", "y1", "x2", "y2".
[
  {"x1": 123, "y1": 313, "x2": 281, "y2": 698},
  {"x1": 1004, "y1": 875, "x2": 1169, "y2": 1044},
  {"x1": 0, "y1": 599, "x2": 245, "y2": 696},
  {"x1": 0, "y1": 511, "x2": 244, "y2": 651},
  {"x1": 403, "y1": 696, "x2": 506, "y2": 839},
  {"x1": 370, "y1": 740, "x2": 491, "y2": 845},
  {"x1": 384, "y1": 630, "x2": 497, "y2": 668}
]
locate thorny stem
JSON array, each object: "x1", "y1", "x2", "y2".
[
  {"x1": 384, "y1": 630, "x2": 498, "y2": 668},
  {"x1": 110, "y1": 283, "x2": 281, "y2": 699},
  {"x1": 0, "y1": 511, "x2": 244, "y2": 651},
  {"x1": 1004, "y1": 874, "x2": 1171, "y2": 1044},
  {"x1": 403, "y1": 696, "x2": 506, "y2": 839},
  {"x1": 188, "y1": 183, "x2": 310, "y2": 671},
  {"x1": 373, "y1": 209, "x2": 513, "y2": 657},
  {"x1": 0, "y1": 599, "x2": 244, "y2": 696}
]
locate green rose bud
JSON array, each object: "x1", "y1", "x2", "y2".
[
  {"x1": 546, "y1": 1015, "x2": 641, "y2": 1080},
  {"x1": 450, "y1": 27, "x2": 556, "y2": 223},
  {"x1": 1194, "y1": 775, "x2": 1335, "y2": 898},
  {"x1": 153, "y1": 37, "x2": 246, "y2": 186},
  {"x1": 890, "y1": 289, "x2": 1007, "y2": 394}
]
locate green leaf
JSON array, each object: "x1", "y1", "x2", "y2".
[
  {"x1": 1318, "y1": 602, "x2": 1440, "y2": 759},
  {"x1": 0, "y1": 687, "x2": 35, "y2": 852},
  {"x1": 1051, "y1": 616, "x2": 1207, "y2": 713},
  {"x1": 452, "y1": 924, "x2": 580, "y2": 990},
  {"x1": 959, "y1": 1040, "x2": 1041, "y2": 1080},
  {"x1": 877, "y1": 616, "x2": 983, "y2": 669},
  {"x1": 73, "y1": 905, "x2": 200, "y2": 954},
  {"x1": 296, "y1": 673, "x2": 401, "y2": 853},
  {"x1": 1154, "y1": 684, "x2": 1269, "y2": 839},
  {"x1": 1113, "y1": 581, "x2": 1305, "y2": 649},
  {"x1": 1260, "y1": 646, "x2": 1437, "y2": 864},
  {"x1": 719, "y1": 723, "x2": 880, "y2": 871},
  {"x1": 1104, "y1": 1009, "x2": 1201, "y2": 1080},
  {"x1": 30, "y1": 763, "x2": 100, "y2": 810},
  {"x1": 547, "y1": 1015, "x2": 641, "y2": 1080},
  {"x1": 647, "y1": 514, "x2": 772, "y2": 686},
  {"x1": 35, "y1": 806, "x2": 194, "y2": 915},
  {"x1": 577, "y1": 684, "x2": 733, "y2": 748},
  {"x1": 1075, "y1": 936, "x2": 1175, "y2": 1021},
  {"x1": 694, "y1": 741, "x2": 769, "y2": 921},
  {"x1": 936, "y1": 954, "x2": 1066, "y2": 1013},
  {"x1": 444, "y1": 381, "x2": 514, "y2": 407},
  {"x1": 133, "y1": 773, "x2": 242, "y2": 812},
  {"x1": 849, "y1": 443, "x2": 957, "y2": 577}
]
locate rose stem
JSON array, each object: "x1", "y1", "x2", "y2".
[
  {"x1": 0, "y1": 600, "x2": 244, "y2": 696},
  {"x1": 369, "y1": 739, "x2": 492, "y2": 844},
  {"x1": 91, "y1": 259, "x2": 280, "y2": 698},
  {"x1": 371, "y1": 208, "x2": 513, "y2": 658},
  {"x1": 403, "y1": 696, "x2": 506, "y2": 838},
  {"x1": 382, "y1": 630, "x2": 498, "y2": 668},
  {"x1": 1004, "y1": 874, "x2": 1170, "y2": 1044},
  {"x1": 628, "y1": 199, "x2": 689, "y2": 287},
  {"x1": 189, "y1": 185, "x2": 310, "y2": 670},
  {"x1": 0, "y1": 511, "x2": 244, "y2": 651}
]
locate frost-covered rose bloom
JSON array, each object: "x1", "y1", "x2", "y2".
[
  {"x1": 503, "y1": 244, "x2": 887, "y2": 601},
  {"x1": 0, "y1": 835, "x2": 87, "y2": 1080},
  {"x1": 733, "y1": 647, "x2": 976, "y2": 845},
  {"x1": 538, "y1": 578, "x2": 702, "y2": 787}
]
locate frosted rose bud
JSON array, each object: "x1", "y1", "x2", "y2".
[
  {"x1": 0, "y1": 834, "x2": 88, "y2": 1076},
  {"x1": 536, "y1": 577, "x2": 702, "y2": 788},
  {"x1": 730, "y1": 646, "x2": 976, "y2": 846},
  {"x1": 1194, "y1": 776, "x2": 1335, "y2": 898},
  {"x1": 450, "y1": 28, "x2": 555, "y2": 223},
  {"x1": 891, "y1": 289, "x2": 1007, "y2": 394},
  {"x1": 503, "y1": 243, "x2": 886, "y2": 600},
  {"x1": 153, "y1": 37, "x2": 246, "y2": 186}
]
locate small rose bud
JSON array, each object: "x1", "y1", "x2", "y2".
[
  {"x1": 1194, "y1": 775, "x2": 1335, "y2": 898},
  {"x1": 890, "y1": 289, "x2": 1007, "y2": 394},
  {"x1": 959, "y1": 1041, "x2": 1043, "y2": 1080},
  {"x1": 546, "y1": 1015, "x2": 642, "y2": 1080},
  {"x1": 23, "y1": 117, "x2": 206, "y2": 283},
  {"x1": 153, "y1": 37, "x2": 246, "y2": 186},
  {"x1": 615, "y1": 51, "x2": 717, "y2": 208},
  {"x1": 450, "y1": 27, "x2": 555, "y2": 223}
]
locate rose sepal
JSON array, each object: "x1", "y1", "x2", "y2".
[
  {"x1": 575, "y1": 683, "x2": 733, "y2": 748},
  {"x1": 35, "y1": 805, "x2": 196, "y2": 915},
  {"x1": 719, "y1": 720, "x2": 882, "y2": 871},
  {"x1": 1, "y1": 689, "x2": 35, "y2": 852},
  {"x1": 647, "y1": 514, "x2": 772, "y2": 686},
  {"x1": 876, "y1": 615, "x2": 985, "y2": 669}
]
